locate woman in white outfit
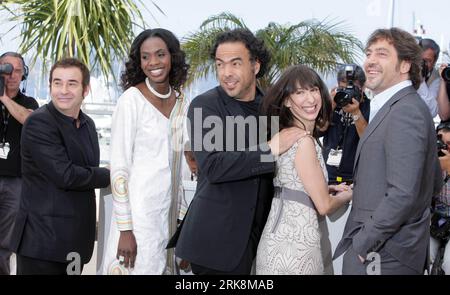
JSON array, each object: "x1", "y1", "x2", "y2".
[
  {"x1": 256, "y1": 65, "x2": 352, "y2": 275},
  {"x1": 102, "y1": 28, "x2": 189, "y2": 275}
]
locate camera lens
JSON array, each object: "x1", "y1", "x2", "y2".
[
  {"x1": 442, "y1": 67, "x2": 450, "y2": 82},
  {"x1": 334, "y1": 91, "x2": 351, "y2": 108}
]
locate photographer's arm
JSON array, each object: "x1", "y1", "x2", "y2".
[
  {"x1": 0, "y1": 94, "x2": 34, "y2": 124},
  {"x1": 437, "y1": 64, "x2": 450, "y2": 121},
  {"x1": 417, "y1": 80, "x2": 439, "y2": 118},
  {"x1": 352, "y1": 109, "x2": 368, "y2": 137},
  {"x1": 342, "y1": 98, "x2": 368, "y2": 137}
]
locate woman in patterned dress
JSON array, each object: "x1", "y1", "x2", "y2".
[{"x1": 256, "y1": 65, "x2": 352, "y2": 275}]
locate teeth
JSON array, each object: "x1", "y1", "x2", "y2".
[
  {"x1": 150, "y1": 69, "x2": 163, "y2": 75},
  {"x1": 303, "y1": 106, "x2": 316, "y2": 112},
  {"x1": 225, "y1": 82, "x2": 237, "y2": 87}
]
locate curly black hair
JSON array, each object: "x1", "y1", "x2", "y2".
[
  {"x1": 210, "y1": 28, "x2": 271, "y2": 78},
  {"x1": 121, "y1": 28, "x2": 189, "y2": 92}
]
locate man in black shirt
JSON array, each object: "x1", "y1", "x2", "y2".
[
  {"x1": 173, "y1": 29, "x2": 305, "y2": 275},
  {"x1": 9, "y1": 58, "x2": 110, "y2": 275},
  {"x1": 0, "y1": 52, "x2": 38, "y2": 275}
]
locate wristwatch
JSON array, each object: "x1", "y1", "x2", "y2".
[{"x1": 352, "y1": 114, "x2": 360, "y2": 122}]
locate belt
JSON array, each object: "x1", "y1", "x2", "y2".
[{"x1": 271, "y1": 186, "x2": 316, "y2": 233}]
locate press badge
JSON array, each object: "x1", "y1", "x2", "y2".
[
  {"x1": 327, "y1": 148, "x2": 342, "y2": 167},
  {"x1": 0, "y1": 142, "x2": 10, "y2": 159}
]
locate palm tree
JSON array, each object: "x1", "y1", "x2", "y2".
[
  {"x1": 0, "y1": 0, "x2": 163, "y2": 81},
  {"x1": 182, "y1": 12, "x2": 364, "y2": 89}
]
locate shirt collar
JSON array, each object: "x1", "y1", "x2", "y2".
[
  {"x1": 368, "y1": 80, "x2": 412, "y2": 123},
  {"x1": 48, "y1": 101, "x2": 87, "y2": 127}
]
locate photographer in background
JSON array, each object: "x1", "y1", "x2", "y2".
[
  {"x1": 430, "y1": 122, "x2": 450, "y2": 274},
  {"x1": 417, "y1": 38, "x2": 440, "y2": 118},
  {"x1": 436, "y1": 63, "x2": 450, "y2": 121},
  {"x1": 321, "y1": 64, "x2": 369, "y2": 184},
  {"x1": 0, "y1": 52, "x2": 38, "y2": 275}
]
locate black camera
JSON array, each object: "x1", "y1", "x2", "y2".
[
  {"x1": 437, "y1": 134, "x2": 448, "y2": 157},
  {"x1": 334, "y1": 65, "x2": 362, "y2": 109},
  {"x1": 0, "y1": 63, "x2": 14, "y2": 96},
  {"x1": 442, "y1": 66, "x2": 450, "y2": 83}
]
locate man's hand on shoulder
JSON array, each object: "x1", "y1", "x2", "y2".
[{"x1": 268, "y1": 127, "x2": 309, "y2": 156}]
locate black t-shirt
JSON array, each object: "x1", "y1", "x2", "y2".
[
  {"x1": 236, "y1": 99, "x2": 260, "y2": 117},
  {"x1": 0, "y1": 92, "x2": 39, "y2": 176},
  {"x1": 236, "y1": 92, "x2": 274, "y2": 247},
  {"x1": 322, "y1": 99, "x2": 370, "y2": 183}
]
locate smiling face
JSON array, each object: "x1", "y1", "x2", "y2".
[
  {"x1": 50, "y1": 67, "x2": 89, "y2": 118},
  {"x1": 364, "y1": 38, "x2": 411, "y2": 95},
  {"x1": 215, "y1": 41, "x2": 260, "y2": 101},
  {"x1": 285, "y1": 83, "x2": 322, "y2": 130},
  {"x1": 140, "y1": 36, "x2": 171, "y2": 88}
]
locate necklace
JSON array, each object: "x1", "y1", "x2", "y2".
[{"x1": 145, "y1": 78, "x2": 172, "y2": 99}]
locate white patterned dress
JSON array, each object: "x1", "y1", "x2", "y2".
[
  {"x1": 255, "y1": 137, "x2": 333, "y2": 275},
  {"x1": 101, "y1": 87, "x2": 187, "y2": 275}
]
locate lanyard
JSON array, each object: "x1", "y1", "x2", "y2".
[{"x1": 1, "y1": 104, "x2": 10, "y2": 146}]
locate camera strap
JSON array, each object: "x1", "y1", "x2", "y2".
[
  {"x1": 1, "y1": 104, "x2": 10, "y2": 147},
  {"x1": 328, "y1": 113, "x2": 352, "y2": 169},
  {"x1": 336, "y1": 113, "x2": 352, "y2": 150}
]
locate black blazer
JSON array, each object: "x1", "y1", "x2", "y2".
[
  {"x1": 174, "y1": 86, "x2": 275, "y2": 272},
  {"x1": 9, "y1": 102, "x2": 110, "y2": 264}
]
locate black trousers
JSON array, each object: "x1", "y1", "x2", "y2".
[
  {"x1": 0, "y1": 176, "x2": 22, "y2": 275},
  {"x1": 191, "y1": 231, "x2": 257, "y2": 275},
  {"x1": 16, "y1": 255, "x2": 84, "y2": 275}
]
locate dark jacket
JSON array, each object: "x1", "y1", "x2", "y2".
[
  {"x1": 174, "y1": 86, "x2": 275, "y2": 272},
  {"x1": 9, "y1": 102, "x2": 110, "y2": 264}
]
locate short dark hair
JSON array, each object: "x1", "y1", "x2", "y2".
[
  {"x1": 419, "y1": 38, "x2": 440, "y2": 62},
  {"x1": 437, "y1": 121, "x2": 450, "y2": 133},
  {"x1": 121, "y1": 28, "x2": 189, "y2": 92},
  {"x1": 261, "y1": 64, "x2": 332, "y2": 139},
  {"x1": 49, "y1": 58, "x2": 90, "y2": 91},
  {"x1": 211, "y1": 28, "x2": 271, "y2": 78},
  {"x1": 337, "y1": 64, "x2": 366, "y2": 87},
  {"x1": 366, "y1": 28, "x2": 422, "y2": 89}
]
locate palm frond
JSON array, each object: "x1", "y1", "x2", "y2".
[
  {"x1": 1, "y1": 0, "x2": 152, "y2": 82},
  {"x1": 182, "y1": 12, "x2": 363, "y2": 89}
]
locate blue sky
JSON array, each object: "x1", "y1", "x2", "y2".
[
  {"x1": 3, "y1": 0, "x2": 449, "y2": 54},
  {"x1": 147, "y1": 0, "x2": 450, "y2": 58}
]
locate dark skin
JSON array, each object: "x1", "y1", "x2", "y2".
[
  {"x1": 136, "y1": 82, "x2": 177, "y2": 119},
  {"x1": 184, "y1": 150, "x2": 197, "y2": 177},
  {"x1": 116, "y1": 230, "x2": 137, "y2": 268},
  {"x1": 116, "y1": 36, "x2": 179, "y2": 269},
  {"x1": 116, "y1": 82, "x2": 176, "y2": 269}
]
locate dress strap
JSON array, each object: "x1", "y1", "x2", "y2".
[{"x1": 296, "y1": 132, "x2": 314, "y2": 145}]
